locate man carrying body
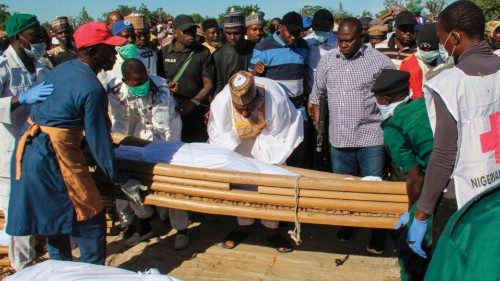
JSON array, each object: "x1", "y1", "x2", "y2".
[
  {"x1": 108, "y1": 58, "x2": 189, "y2": 249},
  {"x1": 214, "y1": 10, "x2": 255, "y2": 94},
  {"x1": 400, "y1": 23, "x2": 446, "y2": 99},
  {"x1": 161, "y1": 15, "x2": 214, "y2": 143},
  {"x1": 46, "y1": 16, "x2": 76, "y2": 67},
  {"x1": 373, "y1": 69, "x2": 434, "y2": 279},
  {"x1": 308, "y1": 18, "x2": 394, "y2": 254},
  {"x1": 208, "y1": 71, "x2": 304, "y2": 253},
  {"x1": 245, "y1": 11, "x2": 265, "y2": 44},
  {"x1": 7, "y1": 22, "x2": 131, "y2": 265},
  {"x1": 406, "y1": 0, "x2": 500, "y2": 262},
  {"x1": 0, "y1": 13, "x2": 54, "y2": 271}
]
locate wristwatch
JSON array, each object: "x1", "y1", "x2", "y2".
[{"x1": 190, "y1": 98, "x2": 201, "y2": 106}]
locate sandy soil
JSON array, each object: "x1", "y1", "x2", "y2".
[{"x1": 103, "y1": 213, "x2": 401, "y2": 281}]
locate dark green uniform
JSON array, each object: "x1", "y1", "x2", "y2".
[
  {"x1": 381, "y1": 98, "x2": 434, "y2": 281},
  {"x1": 381, "y1": 98, "x2": 434, "y2": 173},
  {"x1": 424, "y1": 185, "x2": 500, "y2": 281}
]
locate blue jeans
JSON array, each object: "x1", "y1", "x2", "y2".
[
  {"x1": 330, "y1": 145, "x2": 385, "y2": 178},
  {"x1": 47, "y1": 210, "x2": 106, "y2": 265}
]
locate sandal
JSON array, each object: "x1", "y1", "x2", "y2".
[
  {"x1": 268, "y1": 234, "x2": 293, "y2": 253},
  {"x1": 221, "y1": 230, "x2": 248, "y2": 249}
]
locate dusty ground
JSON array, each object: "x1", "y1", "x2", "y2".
[
  {"x1": 103, "y1": 213, "x2": 401, "y2": 281},
  {"x1": 0, "y1": 213, "x2": 401, "y2": 280}
]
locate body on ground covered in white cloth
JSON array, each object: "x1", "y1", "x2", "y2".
[{"x1": 4, "y1": 260, "x2": 181, "y2": 281}]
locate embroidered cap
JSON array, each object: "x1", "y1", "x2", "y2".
[
  {"x1": 229, "y1": 71, "x2": 256, "y2": 107},
  {"x1": 246, "y1": 11, "x2": 265, "y2": 27},
  {"x1": 224, "y1": 9, "x2": 245, "y2": 28},
  {"x1": 124, "y1": 13, "x2": 146, "y2": 30}
]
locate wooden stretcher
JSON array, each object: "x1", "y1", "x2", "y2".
[{"x1": 110, "y1": 133, "x2": 408, "y2": 230}]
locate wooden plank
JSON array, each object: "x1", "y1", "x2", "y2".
[
  {"x1": 145, "y1": 195, "x2": 398, "y2": 229},
  {"x1": 258, "y1": 186, "x2": 408, "y2": 203},
  {"x1": 127, "y1": 172, "x2": 231, "y2": 190},
  {"x1": 149, "y1": 183, "x2": 407, "y2": 214}
]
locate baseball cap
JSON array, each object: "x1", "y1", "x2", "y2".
[
  {"x1": 302, "y1": 16, "x2": 312, "y2": 29},
  {"x1": 395, "y1": 11, "x2": 416, "y2": 26},
  {"x1": 73, "y1": 22, "x2": 127, "y2": 49},
  {"x1": 173, "y1": 14, "x2": 197, "y2": 31}
]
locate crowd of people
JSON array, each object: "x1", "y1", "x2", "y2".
[{"x1": 0, "y1": 0, "x2": 498, "y2": 280}]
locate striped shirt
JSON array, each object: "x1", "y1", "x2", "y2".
[
  {"x1": 249, "y1": 32, "x2": 308, "y2": 98},
  {"x1": 310, "y1": 45, "x2": 395, "y2": 148}
]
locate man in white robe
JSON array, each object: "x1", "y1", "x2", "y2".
[{"x1": 207, "y1": 70, "x2": 303, "y2": 252}]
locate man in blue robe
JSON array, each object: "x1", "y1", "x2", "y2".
[{"x1": 7, "y1": 22, "x2": 128, "y2": 265}]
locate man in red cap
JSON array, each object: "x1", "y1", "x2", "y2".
[{"x1": 6, "y1": 22, "x2": 135, "y2": 265}]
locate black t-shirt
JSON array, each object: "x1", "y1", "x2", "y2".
[{"x1": 160, "y1": 42, "x2": 214, "y2": 100}]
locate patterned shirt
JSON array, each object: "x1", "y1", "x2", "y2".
[
  {"x1": 304, "y1": 32, "x2": 338, "y2": 93},
  {"x1": 310, "y1": 45, "x2": 394, "y2": 148}
]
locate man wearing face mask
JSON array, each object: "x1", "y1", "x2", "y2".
[
  {"x1": 373, "y1": 69, "x2": 434, "y2": 280},
  {"x1": 110, "y1": 20, "x2": 137, "y2": 80},
  {"x1": 400, "y1": 23, "x2": 445, "y2": 99},
  {"x1": 108, "y1": 58, "x2": 184, "y2": 248},
  {"x1": 0, "y1": 13, "x2": 54, "y2": 271},
  {"x1": 7, "y1": 21, "x2": 132, "y2": 265},
  {"x1": 208, "y1": 71, "x2": 303, "y2": 253},
  {"x1": 304, "y1": 9, "x2": 337, "y2": 96},
  {"x1": 404, "y1": 0, "x2": 500, "y2": 262},
  {"x1": 213, "y1": 10, "x2": 256, "y2": 94}
]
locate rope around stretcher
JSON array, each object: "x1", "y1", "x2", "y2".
[{"x1": 288, "y1": 175, "x2": 303, "y2": 245}]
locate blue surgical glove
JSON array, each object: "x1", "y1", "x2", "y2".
[
  {"x1": 394, "y1": 211, "x2": 410, "y2": 229},
  {"x1": 407, "y1": 217, "x2": 428, "y2": 258},
  {"x1": 18, "y1": 82, "x2": 54, "y2": 105}
]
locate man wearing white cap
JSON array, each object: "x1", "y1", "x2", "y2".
[
  {"x1": 125, "y1": 13, "x2": 158, "y2": 75},
  {"x1": 245, "y1": 11, "x2": 265, "y2": 44},
  {"x1": 208, "y1": 71, "x2": 304, "y2": 252}
]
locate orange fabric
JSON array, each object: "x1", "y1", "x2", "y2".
[
  {"x1": 15, "y1": 118, "x2": 103, "y2": 221},
  {"x1": 232, "y1": 90, "x2": 266, "y2": 140},
  {"x1": 400, "y1": 54, "x2": 424, "y2": 99}
]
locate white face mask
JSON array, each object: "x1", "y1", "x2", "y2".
[
  {"x1": 439, "y1": 31, "x2": 458, "y2": 65},
  {"x1": 20, "y1": 35, "x2": 46, "y2": 59},
  {"x1": 377, "y1": 96, "x2": 410, "y2": 119},
  {"x1": 313, "y1": 31, "x2": 330, "y2": 44}
]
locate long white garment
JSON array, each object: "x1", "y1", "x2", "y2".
[
  {"x1": 109, "y1": 75, "x2": 183, "y2": 228},
  {"x1": 115, "y1": 142, "x2": 295, "y2": 176},
  {"x1": 108, "y1": 75, "x2": 182, "y2": 142},
  {"x1": 207, "y1": 77, "x2": 304, "y2": 165},
  {"x1": 424, "y1": 67, "x2": 500, "y2": 208},
  {"x1": 5, "y1": 260, "x2": 181, "y2": 281},
  {"x1": 0, "y1": 45, "x2": 49, "y2": 270}
]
